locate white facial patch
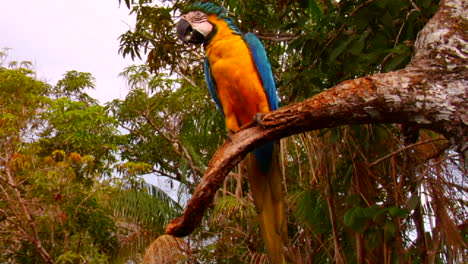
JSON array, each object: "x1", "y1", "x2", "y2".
[
  {"x1": 186, "y1": 11, "x2": 213, "y2": 37},
  {"x1": 194, "y1": 22, "x2": 213, "y2": 36}
]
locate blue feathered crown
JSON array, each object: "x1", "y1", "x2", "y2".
[
  {"x1": 182, "y1": 2, "x2": 227, "y2": 16},
  {"x1": 182, "y1": 2, "x2": 241, "y2": 35}
]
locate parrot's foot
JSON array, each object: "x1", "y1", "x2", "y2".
[
  {"x1": 254, "y1": 113, "x2": 266, "y2": 129},
  {"x1": 226, "y1": 129, "x2": 236, "y2": 142}
]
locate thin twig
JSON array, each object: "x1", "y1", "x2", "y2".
[
  {"x1": 174, "y1": 68, "x2": 199, "y2": 87},
  {"x1": 350, "y1": 0, "x2": 377, "y2": 17},
  {"x1": 408, "y1": 0, "x2": 422, "y2": 12},
  {"x1": 255, "y1": 33, "x2": 298, "y2": 42},
  {"x1": 72, "y1": 181, "x2": 110, "y2": 220},
  {"x1": 142, "y1": 112, "x2": 204, "y2": 176},
  {"x1": 4, "y1": 170, "x2": 53, "y2": 263},
  {"x1": 368, "y1": 138, "x2": 446, "y2": 168}
]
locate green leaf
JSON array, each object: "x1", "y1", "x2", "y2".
[
  {"x1": 385, "y1": 220, "x2": 396, "y2": 237},
  {"x1": 383, "y1": 53, "x2": 409, "y2": 72},
  {"x1": 294, "y1": 190, "x2": 330, "y2": 234},
  {"x1": 308, "y1": 0, "x2": 323, "y2": 20},
  {"x1": 344, "y1": 207, "x2": 357, "y2": 227},
  {"x1": 328, "y1": 37, "x2": 354, "y2": 62},
  {"x1": 372, "y1": 207, "x2": 388, "y2": 224},
  {"x1": 380, "y1": 11, "x2": 394, "y2": 29},
  {"x1": 344, "y1": 207, "x2": 367, "y2": 232},
  {"x1": 407, "y1": 194, "x2": 420, "y2": 211},
  {"x1": 349, "y1": 30, "x2": 371, "y2": 56},
  {"x1": 125, "y1": 0, "x2": 132, "y2": 9},
  {"x1": 375, "y1": 0, "x2": 391, "y2": 8},
  {"x1": 418, "y1": 0, "x2": 432, "y2": 8},
  {"x1": 388, "y1": 206, "x2": 408, "y2": 217}
]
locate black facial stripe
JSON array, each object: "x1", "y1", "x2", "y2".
[{"x1": 192, "y1": 17, "x2": 207, "y2": 23}]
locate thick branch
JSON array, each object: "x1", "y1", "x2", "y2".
[
  {"x1": 3, "y1": 170, "x2": 53, "y2": 263},
  {"x1": 166, "y1": 0, "x2": 467, "y2": 237}
]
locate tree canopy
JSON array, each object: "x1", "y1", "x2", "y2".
[
  {"x1": 0, "y1": 50, "x2": 180, "y2": 263},
  {"x1": 116, "y1": 0, "x2": 466, "y2": 263}
]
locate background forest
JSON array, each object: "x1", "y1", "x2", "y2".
[{"x1": 0, "y1": 0, "x2": 466, "y2": 263}]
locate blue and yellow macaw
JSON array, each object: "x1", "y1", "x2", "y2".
[{"x1": 177, "y1": 3, "x2": 287, "y2": 263}]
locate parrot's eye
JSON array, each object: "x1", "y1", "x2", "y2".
[{"x1": 193, "y1": 11, "x2": 205, "y2": 19}]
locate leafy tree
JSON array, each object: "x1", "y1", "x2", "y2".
[
  {"x1": 108, "y1": 65, "x2": 225, "y2": 189},
  {"x1": 116, "y1": 0, "x2": 466, "y2": 263},
  {"x1": 0, "y1": 50, "x2": 183, "y2": 263},
  {"x1": 0, "y1": 52, "x2": 120, "y2": 262}
]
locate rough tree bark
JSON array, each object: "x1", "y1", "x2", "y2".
[{"x1": 166, "y1": 0, "x2": 467, "y2": 237}]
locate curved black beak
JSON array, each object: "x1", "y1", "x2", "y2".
[
  {"x1": 176, "y1": 19, "x2": 191, "y2": 43},
  {"x1": 176, "y1": 19, "x2": 206, "y2": 44}
]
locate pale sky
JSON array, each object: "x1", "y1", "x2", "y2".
[{"x1": 1, "y1": 0, "x2": 140, "y2": 103}]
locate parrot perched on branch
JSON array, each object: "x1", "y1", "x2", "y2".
[{"x1": 176, "y1": 3, "x2": 287, "y2": 263}]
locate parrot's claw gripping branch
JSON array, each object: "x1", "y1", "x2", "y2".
[
  {"x1": 254, "y1": 112, "x2": 267, "y2": 129},
  {"x1": 225, "y1": 129, "x2": 240, "y2": 142}
]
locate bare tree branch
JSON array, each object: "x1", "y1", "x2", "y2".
[
  {"x1": 368, "y1": 137, "x2": 447, "y2": 167},
  {"x1": 255, "y1": 32, "x2": 298, "y2": 42},
  {"x1": 142, "y1": 111, "x2": 204, "y2": 176},
  {"x1": 2, "y1": 170, "x2": 53, "y2": 263}
]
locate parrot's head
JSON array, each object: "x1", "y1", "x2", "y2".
[
  {"x1": 177, "y1": 10, "x2": 213, "y2": 44},
  {"x1": 176, "y1": 2, "x2": 233, "y2": 45}
]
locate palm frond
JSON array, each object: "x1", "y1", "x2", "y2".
[
  {"x1": 112, "y1": 182, "x2": 182, "y2": 231},
  {"x1": 111, "y1": 182, "x2": 183, "y2": 263}
]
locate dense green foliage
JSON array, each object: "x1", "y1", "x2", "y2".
[
  {"x1": 119, "y1": 0, "x2": 439, "y2": 102},
  {"x1": 0, "y1": 49, "x2": 180, "y2": 263},
  {"x1": 0, "y1": 55, "x2": 116, "y2": 262},
  {"x1": 1, "y1": 0, "x2": 466, "y2": 263},
  {"x1": 115, "y1": 0, "x2": 466, "y2": 263}
]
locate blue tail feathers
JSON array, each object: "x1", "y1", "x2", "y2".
[{"x1": 253, "y1": 141, "x2": 275, "y2": 173}]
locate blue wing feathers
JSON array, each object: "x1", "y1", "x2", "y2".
[
  {"x1": 244, "y1": 32, "x2": 279, "y2": 111},
  {"x1": 244, "y1": 33, "x2": 278, "y2": 171},
  {"x1": 204, "y1": 58, "x2": 224, "y2": 116}
]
